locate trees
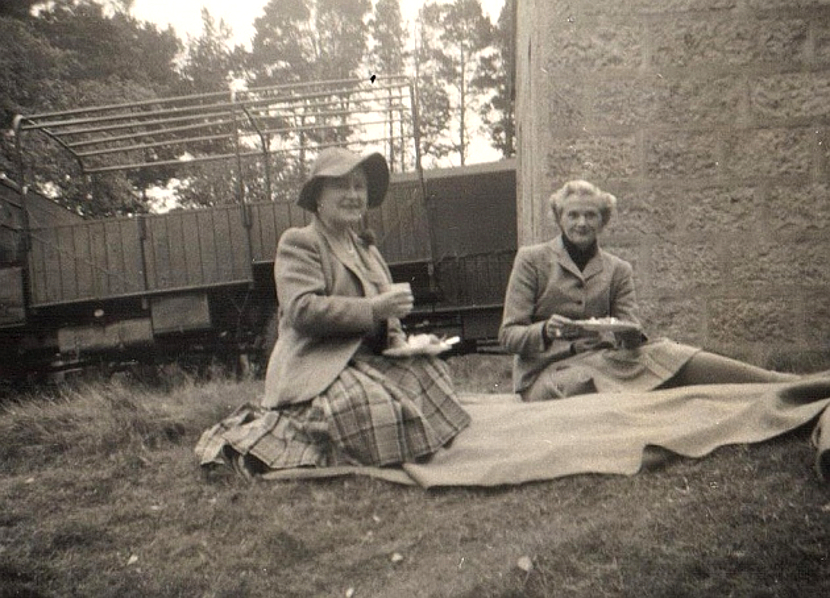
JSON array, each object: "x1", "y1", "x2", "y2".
[
  {"x1": 416, "y1": 0, "x2": 495, "y2": 166},
  {"x1": 369, "y1": 0, "x2": 410, "y2": 171},
  {"x1": 248, "y1": 0, "x2": 314, "y2": 87},
  {"x1": 178, "y1": 9, "x2": 248, "y2": 95},
  {"x1": 3, "y1": 0, "x2": 514, "y2": 215},
  {"x1": 476, "y1": 0, "x2": 515, "y2": 157},
  {"x1": 0, "y1": 0, "x2": 39, "y2": 19},
  {"x1": 246, "y1": 0, "x2": 374, "y2": 184},
  {"x1": 30, "y1": 0, "x2": 180, "y2": 90},
  {"x1": 1, "y1": 1, "x2": 182, "y2": 216},
  {"x1": 249, "y1": 0, "x2": 370, "y2": 86}
]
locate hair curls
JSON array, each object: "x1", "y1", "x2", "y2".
[{"x1": 548, "y1": 180, "x2": 617, "y2": 226}]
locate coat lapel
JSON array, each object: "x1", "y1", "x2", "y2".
[
  {"x1": 551, "y1": 235, "x2": 605, "y2": 281},
  {"x1": 551, "y1": 236, "x2": 583, "y2": 279},
  {"x1": 313, "y1": 218, "x2": 387, "y2": 295},
  {"x1": 582, "y1": 251, "x2": 605, "y2": 280}
]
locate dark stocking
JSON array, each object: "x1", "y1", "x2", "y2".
[{"x1": 662, "y1": 351, "x2": 797, "y2": 387}]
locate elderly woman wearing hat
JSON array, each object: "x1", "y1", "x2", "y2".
[
  {"x1": 255, "y1": 147, "x2": 470, "y2": 468},
  {"x1": 500, "y1": 179, "x2": 796, "y2": 402}
]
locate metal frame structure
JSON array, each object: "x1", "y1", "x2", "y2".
[{"x1": 12, "y1": 75, "x2": 424, "y2": 206}]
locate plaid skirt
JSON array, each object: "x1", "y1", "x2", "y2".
[{"x1": 195, "y1": 353, "x2": 471, "y2": 472}]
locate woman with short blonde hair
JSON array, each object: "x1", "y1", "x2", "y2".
[{"x1": 500, "y1": 179, "x2": 795, "y2": 402}]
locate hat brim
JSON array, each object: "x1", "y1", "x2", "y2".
[{"x1": 297, "y1": 151, "x2": 390, "y2": 211}]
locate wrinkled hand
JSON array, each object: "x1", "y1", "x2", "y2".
[
  {"x1": 545, "y1": 314, "x2": 582, "y2": 340},
  {"x1": 614, "y1": 328, "x2": 645, "y2": 349},
  {"x1": 371, "y1": 287, "x2": 414, "y2": 320}
]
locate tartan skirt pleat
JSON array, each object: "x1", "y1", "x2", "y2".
[
  {"x1": 194, "y1": 353, "x2": 471, "y2": 471},
  {"x1": 322, "y1": 353, "x2": 471, "y2": 466}
]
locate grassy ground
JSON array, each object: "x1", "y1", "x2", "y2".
[{"x1": 1, "y1": 354, "x2": 829, "y2": 598}]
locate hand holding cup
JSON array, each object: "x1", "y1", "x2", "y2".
[{"x1": 371, "y1": 282, "x2": 414, "y2": 320}]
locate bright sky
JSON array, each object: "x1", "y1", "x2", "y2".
[
  {"x1": 131, "y1": 0, "x2": 505, "y2": 48},
  {"x1": 131, "y1": 0, "x2": 506, "y2": 167}
]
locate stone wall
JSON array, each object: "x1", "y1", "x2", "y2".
[{"x1": 515, "y1": 0, "x2": 830, "y2": 368}]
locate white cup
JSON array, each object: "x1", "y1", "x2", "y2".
[{"x1": 389, "y1": 282, "x2": 412, "y2": 295}]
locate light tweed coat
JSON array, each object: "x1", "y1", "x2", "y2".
[{"x1": 262, "y1": 218, "x2": 405, "y2": 408}]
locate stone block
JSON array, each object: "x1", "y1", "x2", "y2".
[
  {"x1": 724, "y1": 127, "x2": 813, "y2": 178},
  {"x1": 745, "y1": 0, "x2": 830, "y2": 11},
  {"x1": 755, "y1": 18, "x2": 809, "y2": 64},
  {"x1": 544, "y1": 21, "x2": 644, "y2": 71},
  {"x1": 545, "y1": 135, "x2": 639, "y2": 179},
  {"x1": 725, "y1": 239, "x2": 828, "y2": 287},
  {"x1": 650, "y1": 242, "x2": 727, "y2": 290},
  {"x1": 651, "y1": 74, "x2": 746, "y2": 126},
  {"x1": 709, "y1": 297, "x2": 799, "y2": 344},
  {"x1": 812, "y1": 17, "x2": 830, "y2": 64},
  {"x1": 638, "y1": 296, "x2": 707, "y2": 345},
  {"x1": 589, "y1": 77, "x2": 657, "y2": 128},
  {"x1": 650, "y1": 18, "x2": 758, "y2": 69},
  {"x1": 610, "y1": 186, "x2": 686, "y2": 237},
  {"x1": 765, "y1": 183, "x2": 830, "y2": 234},
  {"x1": 749, "y1": 72, "x2": 830, "y2": 121},
  {"x1": 546, "y1": 79, "x2": 588, "y2": 127},
  {"x1": 681, "y1": 186, "x2": 763, "y2": 236},
  {"x1": 803, "y1": 290, "x2": 830, "y2": 345},
  {"x1": 645, "y1": 130, "x2": 721, "y2": 178},
  {"x1": 581, "y1": 0, "x2": 738, "y2": 15}
]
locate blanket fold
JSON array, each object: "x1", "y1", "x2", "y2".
[{"x1": 195, "y1": 375, "x2": 830, "y2": 488}]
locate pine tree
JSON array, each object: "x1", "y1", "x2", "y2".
[
  {"x1": 417, "y1": 0, "x2": 494, "y2": 166},
  {"x1": 476, "y1": 0, "x2": 515, "y2": 157}
]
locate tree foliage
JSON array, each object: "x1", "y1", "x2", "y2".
[
  {"x1": 30, "y1": 0, "x2": 180, "y2": 89},
  {"x1": 1, "y1": 1, "x2": 181, "y2": 216},
  {"x1": 249, "y1": 0, "x2": 370, "y2": 85},
  {"x1": 476, "y1": 0, "x2": 515, "y2": 157},
  {"x1": 0, "y1": 0, "x2": 40, "y2": 19},
  {"x1": 2, "y1": 0, "x2": 513, "y2": 215},
  {"x1": 370, "y1": 0, "x2": 407, "y2": 76},
  {"x1": 416, "y1": 0, "x2": 494, "y2": 166},
  {"x1": 178, "y1": 9, "x2": 248, "y2": 95}
]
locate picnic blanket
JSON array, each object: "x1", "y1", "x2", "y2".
[{"x1": 199, "y1": 373, "x2": 830, "y2": 488}]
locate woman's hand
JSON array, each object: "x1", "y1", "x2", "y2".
[
  {"x1": 545, "y1": 314, "x2": 582, "y2": 340},
  {"x1": 371, "y1": 287, "x2": 414, "y2": 321},
  {"x1": 614, "y1": 329, "x2": 645, "y2": 349}
]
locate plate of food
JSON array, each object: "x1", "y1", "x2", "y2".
[
  {"x1": 572, "y1": 317, "x2": 640, "y2": 333},
  {"x1": 383, "y1": 334, "x2": 461, "y2": 357}
]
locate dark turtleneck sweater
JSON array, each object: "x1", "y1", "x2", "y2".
[{"x1": 562, "y1": 235, "x2": 598, "y2": 272}]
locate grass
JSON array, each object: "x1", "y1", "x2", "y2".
[{"x1": 1, "y1": 354, "x2": 829, "y2": 597}]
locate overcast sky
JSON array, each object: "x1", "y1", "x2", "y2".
[
  {"x1": 131, "y1": 0, "x2": 506, "y2": 167},
  {"x1": 131, "y1": 0, "x2": 506, "y2": 48}
]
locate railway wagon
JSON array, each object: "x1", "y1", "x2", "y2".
[
  {"x1": 2, "y1": 77, "x2": 516, "y2": 379},
  {"x1": 0, "y1": 159, "x2": 516, "y2": 379}
]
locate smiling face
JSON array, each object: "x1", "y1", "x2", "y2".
[
  {"x1": 556, "y1": 194, "x2": 606, "y2": 249},
  {"x1": 315, "y1": 166, "x2": 369, "y2": 230}
]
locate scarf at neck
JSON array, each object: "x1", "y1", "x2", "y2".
[{"x1": 562, "y1": 235, "x2": 598, "y2": 272}]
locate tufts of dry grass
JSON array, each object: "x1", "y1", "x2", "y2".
[
  {"x1": 447, "y1": 353, "x2": 514, "y2": 394},
  {"x1": 0, "y1": 374, "x2": 258, "y2": 475}
]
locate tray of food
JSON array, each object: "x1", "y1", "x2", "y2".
[
  {"x1": 572, "y1": 317, "x2": 640, "y2": 333},
  {"x1": 383, "y1": 334, "x2": 461, "y2": 357}
]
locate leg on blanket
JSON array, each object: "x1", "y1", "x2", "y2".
[{"x1": 662, "y1": 351, "x2": 798, "y2": 387}]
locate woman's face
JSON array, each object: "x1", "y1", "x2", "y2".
[
  {"x1": 316, "y1": 166, "x2": 368, "y2": 229},
  {"x1": 556, "y1": 194, "x2": 605, "y2": 249}
]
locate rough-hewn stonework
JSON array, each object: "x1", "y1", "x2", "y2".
[{"x1": 516, "y1": 0, "x2": 830, "y2": 367}]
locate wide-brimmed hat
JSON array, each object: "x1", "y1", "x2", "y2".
[{"x1": 297, "y1": 147, "x2": 390, "y2": 211}]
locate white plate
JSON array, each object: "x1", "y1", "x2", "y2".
[
  {"x1": 382, "y1": 336, "x2": 460, "y2": 357},
  {"x1": 573, "y1": 318, "x2": 640, "y2": 333}
]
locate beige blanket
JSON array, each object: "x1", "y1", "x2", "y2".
[{"x1": 259, "y1": 375, "x2": 830, "y2": 488}]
